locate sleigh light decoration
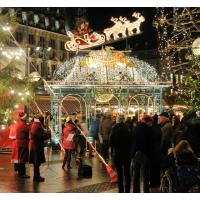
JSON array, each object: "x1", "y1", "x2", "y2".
[{"x1": 65, "y1": 12, "x2": 145, "y2": 52}]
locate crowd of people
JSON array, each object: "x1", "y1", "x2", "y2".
[
  {"x1": 9, "y1": 109, "x2": 200, "y2": 192},
  {"x1": 86, "y1": 110, "x2": 200, "y2": 192}
]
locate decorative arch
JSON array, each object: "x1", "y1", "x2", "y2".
[
  {"x1": 61, "y1": 94, "x2": 87, "y2": 119},
  {"x1": 128, "y1": 94, "x2": 154, "y2": 120}
]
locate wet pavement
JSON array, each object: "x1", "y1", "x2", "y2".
[{"x1": 0, "y1": 148, "x2": 117, "y2": 193}]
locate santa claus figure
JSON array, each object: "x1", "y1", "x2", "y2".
[
  {"x1": 9, "y1": 123, "x2": 18, "y2": 171},
  {"x1": 29, "y1": 114, "x2": 51, "y2": 182},
  {"x1": 15, "y1": 112, "x2": 30, "y2": 178}
]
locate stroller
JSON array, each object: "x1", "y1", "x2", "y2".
[{"x1": 160, "y1": 142, "x2": 200, "y2": 193}]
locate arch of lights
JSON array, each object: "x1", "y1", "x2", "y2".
[{"x1": 46, "y1": 49, "x2": 171, "y2": 133}]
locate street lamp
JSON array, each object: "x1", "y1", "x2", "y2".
[{"x1": 192, "y1": 37, "x2": 200, "y2": 56}]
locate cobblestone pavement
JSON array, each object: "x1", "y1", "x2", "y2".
[{"x1": 0, "y1": 149, "x2": 117, "y2": 193}]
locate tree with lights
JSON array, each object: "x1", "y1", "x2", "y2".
[
  {"x1": 154, "y1": 8, "x2": 200, "y2": 110},
  {"x1": 0, "y1": 13, "x2": 36, "y2": 125}
]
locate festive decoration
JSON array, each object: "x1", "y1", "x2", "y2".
[
  {"x1": 53, "y1": 48, "x2": 159, "y2": 84},
  {"x1": 95, "y1": 88, "x2": 114, "y2": 103},
  {"x1": 154, "y1": 8, "x2": 200, "y2": 76},
  {"x1": 65, "y1": 12, "x2": 145, "y2": 51},
  {"x1": 154, "y1": 8, "x2": 200, "y2": 110},
  {"x1": 103, "y1": 12, "x2": 145, "y2": 41},
  {"x1": 65, "y1": 31, "x2": 106, "y2": 51}
]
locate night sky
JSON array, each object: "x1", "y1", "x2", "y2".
[
  {"x1": 86, "y1": 7, "x2": 158, "y2": 50},
  {"x1": 21, "y1": 7, "x2": 160, "y2": 50}
]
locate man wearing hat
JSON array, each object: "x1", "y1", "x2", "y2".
[
  {"x1": 158, "y1": 111, "x2": 173, "y2": 158},
  {"x1": 15, "y1": 112, "x2": 30, "y2": 178}
]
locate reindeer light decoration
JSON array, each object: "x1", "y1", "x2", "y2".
[{"x1": 103, "y1": 12, "x2": 145, "y2": 41}]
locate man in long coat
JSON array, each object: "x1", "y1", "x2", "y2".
[
  {"x1": 29, "y1": 114, "x2": 51, "y2": 182},
  {"x1": 15, "y1": 112, "x2": 30, "y2": 178}
]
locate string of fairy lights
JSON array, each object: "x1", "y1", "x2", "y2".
[{"x1": 154, "y1": 7, "x2": 200, "y2": 101}]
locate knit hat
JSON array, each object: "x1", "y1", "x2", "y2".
[
  {"x1": 141, "y1": 115, "x2": 154, "y2": 123},
  {"x1": 19, "y1": 112, "x2": 27, "y2": 120},
  {"x1": 159, "y1": 112, "x2": 169, "y2": 118}
]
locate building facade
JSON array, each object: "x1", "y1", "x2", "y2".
[{"x1": 0, "y1": 7, "x2": 72, "y2": 79}]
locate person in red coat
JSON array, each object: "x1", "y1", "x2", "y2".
[
  {"x1": 29, "y1": 114, "x2": 51, "y2": 182},
  {"x1": 15, "y1": 112, "x2": 30, "y2": 178},
  {"x1": 60, "y1": 117, "x2": 76, "y2": 170},
  {"x1": 9, "y1": 123, "x2": 19, "y2": 171}
]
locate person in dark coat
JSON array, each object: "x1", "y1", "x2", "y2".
[
  {"x1": 29, "y1": 114, "x2": 51, "y2": 182},
  {"x1": 99, "y1": 112, "x2": 113, "y2": 161},
  {"x1": 132, "y1": 115, "x2": 154, "y2": 193},
  {"x1": 110, "y1": 114, "x2": 132, "y2": 193},
  {"x1": 158, "y1": 112, "x2": 173, "y2": 158},
  {"x1": 150, "y1": 114, "x2": 162, "y2": 189},
  {"x1": 89, "y1": 114, "x2": 100, "y2": 157},
  {"x1": 15, "y1": 112, "x2": 30, "y2": 178},
  {"x1": 181, "y1": 112, "x2": 200, "y2": 157}
]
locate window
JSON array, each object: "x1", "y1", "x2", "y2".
[
  {"x1": 28, "y1": 34, "x2": 35, "y2": 45},
  {"x1": 50, "y1": 39, "x2": 56, "y2": 49},
  {"x1": 52, "y1": 65, "x2": 56, "y2": 76},
  {"x1": 15, "y1": 32, "x2": 23, "y2": 43},
  {"x1": 60, "y1": 41, "x2": 65, "y2": 50},
  {"x1": 41, "y1": 62, "x2": 46, "y2": 77},
  {"x1": 39, "y1": 36, "x2": 45, "y2": 47}
]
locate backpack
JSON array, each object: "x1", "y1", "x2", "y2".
[{"x1": 78, "y1": 159, "x2": 92, "y2": 178}]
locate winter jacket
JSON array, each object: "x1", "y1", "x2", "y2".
[
  {"x1": 29, "y1": 121, "x2": 51, "y2": 164},
  {"x1": 99, "y1": 117, "x2": 113, "y2": 141},
  {"x1": 89, "y1": 117, "x2": 100, "y2": 139},
  {"x1": 16, "y1": 120, "x2": 29, "y2": 163},
  {"x1": 183, "y1": 119, "x2": 200, "y2": 157},
  {"x1": 160, "y1": 120, "x2": 173, "y2": 157},
  {"x1": 132, "y1": 122, "x2": 154, "y2": 159},
  {"x1": 61, "y1": 122, "x2": 76, "y2": 150},
  {"x1": 110, "y1": 122, "x2": 132, "y2": 161}
]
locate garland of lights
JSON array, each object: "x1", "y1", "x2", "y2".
[{"x1": 154, "y1": 8, "x2": 200, "y2": 109}]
